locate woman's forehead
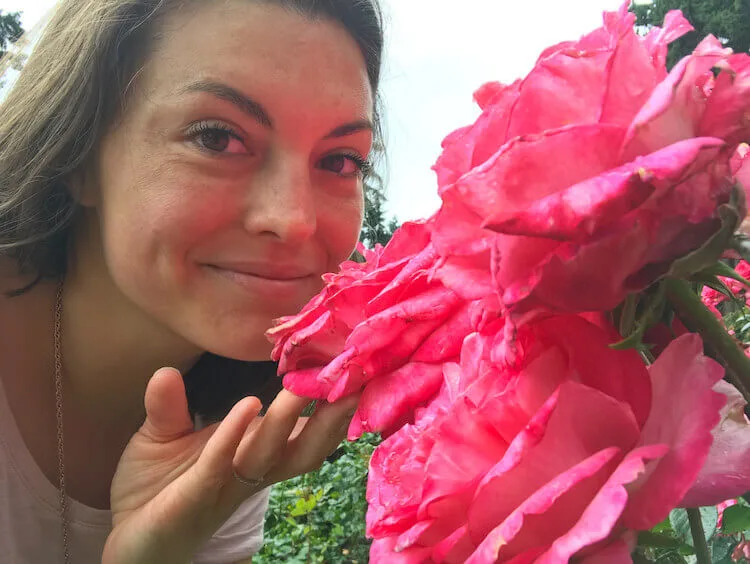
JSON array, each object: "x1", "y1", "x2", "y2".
[{"x1": 132, "y1": 1, "x2": 373, "y2": 123}]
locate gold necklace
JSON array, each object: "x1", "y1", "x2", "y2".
[{"x1": 54, "y1": 280, "x2": 71, "y2": 563}]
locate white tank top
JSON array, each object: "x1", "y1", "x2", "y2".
[{"x1": 0, "y1": 375, "x2": 269, "y2": 563}]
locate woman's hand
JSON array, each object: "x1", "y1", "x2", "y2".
[{"x1": 102, "y1": 367, "x2": 358, "y2": 564}]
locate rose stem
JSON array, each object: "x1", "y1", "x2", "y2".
[
  {"x1": 664, "y1": 278, "x2": 750, "y2": 403},
  {"x1": 686, "y1": 508, "x2": 711, "y2": 564}
]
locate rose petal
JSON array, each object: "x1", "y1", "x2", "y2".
[
  {"x1": 622, "y1": 334, "x2": 726, "y2": 529},
  {"x1": 624, "y1": 35, "x2": 732, "y2": 157},
  {"x1": 484, "y1": 137, "x2": 725, "y2": 240},
  {"x1": 468, "y1": 381, "x2": 641, "y2": 543},
  {"x1": 536, "y1": 444, "x2": 668, "y2": 563},
  {"x1": 349, "y1": 362, "x2": 446, "y2": 439},
  {"x1": 464, "y1": 448, "x2": 621, "y2": 564},
  {"x1": 369, "y1": 537, "x2": 433, "y2": 564},
  {"x1": 452, "y1": 124, "x2": 625, "y2": 222},
  {"x1": 681, "y1": 379, "x2": 750, "y2": 506},
  {"x1": 577, "y1": 538, "x2": 634, "y2": 564}
]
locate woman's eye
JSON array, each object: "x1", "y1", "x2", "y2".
[
  {"x1": 319, "y1": 153, "x2": 369, "y2": 178},
  {"x1": 188, "y1": 123, "x2": 247, "y2": 155}
]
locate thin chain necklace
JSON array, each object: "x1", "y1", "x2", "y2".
[{"x1": 54, "y1": 279, "x2": 71, "y2": 564}]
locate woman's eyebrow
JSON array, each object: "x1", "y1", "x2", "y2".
[
  {"x1": 324, "y1": 120, "x2": 373, "y2": 140},
  {"x1": 178, "y1": 80, "x2": 373, "y2": 138},
  {"x1": 179, "y1": 80, "x2": 273, "y2": 128}
]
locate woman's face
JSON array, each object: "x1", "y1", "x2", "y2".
[{"x1": 81, "y1": 1, "x2": 373, "y2": 359}]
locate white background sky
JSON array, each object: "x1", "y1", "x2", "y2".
[{"x1": 1, "y1": 0, "x2": 624, "y2": 222}]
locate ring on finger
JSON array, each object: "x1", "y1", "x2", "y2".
[{"x1": 232, "y1": 468, "x2": 265, "y2": 488}]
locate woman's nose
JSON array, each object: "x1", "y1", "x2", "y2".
[{"x1": 242, "y1": 154, "x2": 317, "y2": 244}]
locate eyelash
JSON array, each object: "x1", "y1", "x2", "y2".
[
  {"x1": 335, "y1": 152, "x2": 373, "y2": 178},
  {"x1": 186, "y1": 121, "x2": 243, "y2": 147},
  {"x1": 186, "y1": 120, "x2": 372, "y2": 178}
]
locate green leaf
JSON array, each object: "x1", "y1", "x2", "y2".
[
  {"x1": 619, "y1": 293, "x2": 639, "y2": 336},
  {"x1": 638, "y1": 531, "x2": 694, "y2": 552},
  {"x1": 699, "y1": 505, "x2": 719, "y2": 542},
  {"x1": 652, "y1": 516, "x2": 675, "y2": 534},
  {"x1": 711, "y1": 534, "x2": 739, "y2": 563},
  {"x1": 670, "y1": 509, "x2": 692, "y2": 543},
  {"x1": 720, "y1": 503, "x2": 750, "y2": 534},
  {"x1": 691, "y1": 275, "x2": 735, "y2": 300},
  {"x1": 698, "y1": 261, "x2": 750, "y2": 288}
]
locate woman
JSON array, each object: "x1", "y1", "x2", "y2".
[{"x1": 0, "y1": 0, "x2": 384, "y2": 562}]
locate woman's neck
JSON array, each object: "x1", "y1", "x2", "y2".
[{"x1": 60, "y1": 245, "x2": 204, "y2": 430}]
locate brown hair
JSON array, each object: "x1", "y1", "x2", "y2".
[{"x1": 0, "y1": 0, "x2": 385, "y2": 418}]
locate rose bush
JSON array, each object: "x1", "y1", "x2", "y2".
[
  {"x1": 365, "y1": 318, "x2": 745, "y2": 563},
  {"x1": 430, "y1": 4, "x2": 750, "y2": 317}
]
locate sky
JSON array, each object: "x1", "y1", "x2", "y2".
[{"x1": 0, "y1": 0, "x2": 624, "y2": 222}]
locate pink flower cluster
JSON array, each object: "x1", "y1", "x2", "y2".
[
  {"x1": 701, "y1": 260, "x2": 750, "y2": 309},
  {"x1": 267, "y1": 3, "x2": 750, "y2": 562}
]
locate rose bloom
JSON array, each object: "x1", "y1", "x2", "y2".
[
  {"x1": 366, "y1": 316, "x2": 750, "y2": 563},
  {"x1": 267, "y1": 220, "x2": 481, "y2": 438},
  {"x1": 430, "y1": 4, "x2": 750, "y2": 316}
]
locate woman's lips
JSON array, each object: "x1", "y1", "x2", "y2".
[
  {"x1": 203, "y1": 264, "x2": 317, "y2": 300},
  {"x1": 206, "y1": 261, "x2": 314, "y2": 280}
]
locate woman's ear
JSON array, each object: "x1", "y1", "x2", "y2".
[{"x1": 65, "y1": 163, "x2": 99, "y2": 208}]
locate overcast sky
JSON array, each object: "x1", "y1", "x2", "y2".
[{"x1": 1, "y1": 0, "x2": 624, "y2": 222}]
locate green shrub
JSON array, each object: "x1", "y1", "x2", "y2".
[{"x1": 256, "y1": 434, "x2": 380, "y2": 563}]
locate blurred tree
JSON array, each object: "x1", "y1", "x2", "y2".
[{"x1": 632, "y1": 0, "x2": 750, "y2": 68}]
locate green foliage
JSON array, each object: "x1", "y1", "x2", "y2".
[
  {"x1": 721, "y1": 504, "x2": 750, "y2": 535},
  {"x1": 359, "y1": 145, "x2": 400, "y2": 249},
  {"x1": 0, "y1": 11, "x2": 22, "y2": 60},
  {"x1": 361, "y1": 185, "x2": 399, "y2": 248},
  {"x1": 637, "y1": 506, "x2": 747, "y2": 562},
  {"x1": 256, "y1": 434, "x2": 381, "y2": 563},
  {"x1": 632, "y1": 0, "x2": 750, "y2": 68}
]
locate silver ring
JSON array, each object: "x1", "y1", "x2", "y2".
[{"x1": 232, "y1": 468, "x2": 265, "y2": 488}]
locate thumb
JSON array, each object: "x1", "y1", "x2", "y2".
[{"x1": 141, "y1": 367, "x2": 194, "y2": 441}]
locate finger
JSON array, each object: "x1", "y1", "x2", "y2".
[
  {"x1": 233, "y1": 389, "x2": 310, "y2": 481},
  {"x1": 268, "y1": 393, "x2": 361, "y2": 482},
  {"x1": 186, "y1": 395, "x2": 262, "y2": 494},
  {"x1": 184, "y1": 397, "x2": 262, "y2": 519},
  {"x1": 140, "y1": 367, "x2": 194, "y2": 441}
]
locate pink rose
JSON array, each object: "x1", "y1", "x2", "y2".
[
  {"x1": 366, "y1": 319, "x2": 744, "y2": 563},
  {"x1": 700, "y1": 260, "x2": 750, "y2": 309},
  {"x1": 267, "y1": 220, "x2": 481, "y2": 438},
  {"x1": 430, "y1": 4, "x2": 750, "y2": 316}
]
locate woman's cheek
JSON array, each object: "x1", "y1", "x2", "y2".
[{"x1": 322, "y1": 190, "x2": 365, "y2": 263}]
